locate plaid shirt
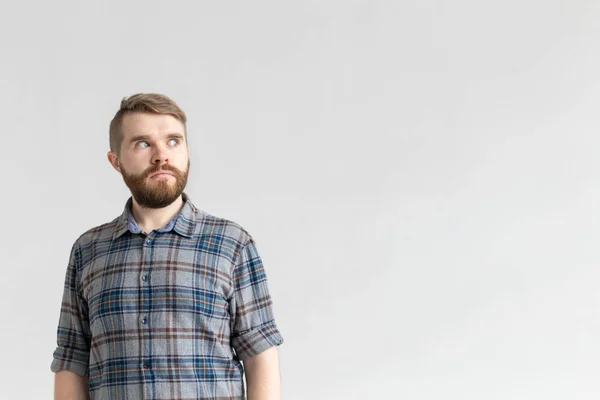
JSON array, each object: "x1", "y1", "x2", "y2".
[{"x1": 51, "y1": 193, "x2": 283, "y2": 399}]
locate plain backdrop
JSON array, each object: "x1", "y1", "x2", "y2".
[{"x1": 1, "y1": 1, "x2": 599, "y2": 399}]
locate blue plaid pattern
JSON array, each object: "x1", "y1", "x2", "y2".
[{"x1": 51, "y1": 193, "x2": 283, "y2": 399}]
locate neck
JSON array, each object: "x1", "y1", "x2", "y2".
[{"x1": 130, "y1": 195, "x2": 184, "y2": 234}]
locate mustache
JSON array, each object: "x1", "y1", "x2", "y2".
[{"x1": 142, "y1": 164, "x2": 183, "y2": 179}]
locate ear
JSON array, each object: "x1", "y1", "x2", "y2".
[{"x1": 107, "y1": 151, "x2": 121, "y2": 173}]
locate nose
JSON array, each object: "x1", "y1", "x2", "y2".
[{"x1": 152, "y1": 143, "x2": 169, "y2": 165}]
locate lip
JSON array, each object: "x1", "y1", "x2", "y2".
[{"x1": 149, "y1": 171, "x2": 174, "y2": 178}]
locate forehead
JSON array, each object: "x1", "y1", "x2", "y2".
[{"x1": 121, "y1": 112, "x2": 185, "y2": 139}]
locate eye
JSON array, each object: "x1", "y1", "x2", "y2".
[
  {"x1": 167, "y1": 139, "x2": 179, "y2": 147},
  {"x1": 136, "y1": 141, "x2": 150, "y2": 149}
]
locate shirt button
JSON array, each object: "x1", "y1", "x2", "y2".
[
  {"x1": 141, "y1": 275, "x2": 148, "y2": 282},
  {"x1": 141, "y1": 317, "x2": 147, "y2": 325},
  {"x1": 145, "y1": 239, "x2": 152, "y2": 246},
  {"x1": 143, "y1": 361, "x2": 152, "y2": 370}
]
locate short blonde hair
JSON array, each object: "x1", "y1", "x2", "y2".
[{"x1": 109, "y1": 93, "x2": 187, "y2": 154}]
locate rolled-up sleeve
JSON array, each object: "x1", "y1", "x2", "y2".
[
  {"x1": 230, "y1": 238, "x2": 283, "y2": 361},
  {"x1": 50, "y1": 244, "x2": 91, "y2": 376}
]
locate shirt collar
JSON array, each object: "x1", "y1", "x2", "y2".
[{"x1": 113, "y1": 192, "x2": 197, "y2": 239}]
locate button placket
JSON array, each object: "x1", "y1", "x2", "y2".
[{"x1": 140, "y1": 233, "x2": 154, "y2": 376}]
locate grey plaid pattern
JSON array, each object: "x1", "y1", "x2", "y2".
[{"x1": 51, "y1": 193, "x2": 283, "y2": 399}]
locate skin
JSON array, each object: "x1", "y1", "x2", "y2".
[
  {"x1": 54, "y1": 371, "x2": 89, "y2": 400},
  {"x1": 244, "y1": 346, "x2": 282, "y2": 400},
  {"x1": 55, "y1": 112, "x2": 281, "y2": 399}
]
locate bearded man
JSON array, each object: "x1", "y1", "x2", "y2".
[{"x1": 51, "y1": 93, "x2": 284, "y2": 400}]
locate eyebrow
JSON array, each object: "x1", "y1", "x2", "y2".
[{"x1": 129, "y1": 133, "x2": 185, "y2": 143}]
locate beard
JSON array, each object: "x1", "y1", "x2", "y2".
[{"x1": 120, "y1": 160, "x2": 190, "y2": 208}]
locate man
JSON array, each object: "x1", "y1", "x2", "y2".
[{"x1": 51, "y1": 93, "x2": 284, "y2": 400}]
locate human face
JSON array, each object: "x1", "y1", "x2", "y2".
[{"x1": 108, "y1": 112, "x2": 190, "y2": 208}]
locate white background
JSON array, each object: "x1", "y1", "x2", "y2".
[{"x1": 1, "y1": 1, "x2": 599, "y2": 399}]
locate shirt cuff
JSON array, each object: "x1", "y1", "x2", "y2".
[
  {"x1": 51, "y1": 346, "x2": 89, "y2": 377},
  {"x1": 232, "y1": 320, "x2": 284, "y2": 361}
]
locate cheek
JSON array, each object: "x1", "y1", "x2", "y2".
[
  {"x1": 120, "y1": 155, "x2": 148, "y2": 175},
  {"x1": 180, "y1": 159, "x2": 190, "y2": 172},
  {"x1": 175, "y1": 152, "x2": 189, "y2": 169}
]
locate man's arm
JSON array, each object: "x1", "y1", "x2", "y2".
[
  {"x1": 243, "y1": 346, "x2": 281, "y2": 400},
  {"x1": 54, "y1": 371, "x2": 90, "y2": 400},
  {"x1": 52, "y1": 244, "x2": 92, "y2": 400}
]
